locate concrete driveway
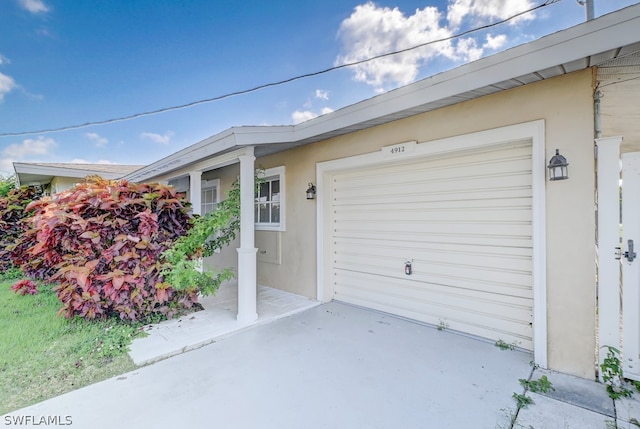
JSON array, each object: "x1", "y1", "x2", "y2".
[{"x1": 2, "y1": 302, "x2": 618, "y2": 428}]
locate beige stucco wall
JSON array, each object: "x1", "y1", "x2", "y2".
[
  {"x1": 253, "y1": 69, "x2": 596, "y2": 378},
  {"x1": 50, "y1": 176, "x2": 79, "y2": 194}
]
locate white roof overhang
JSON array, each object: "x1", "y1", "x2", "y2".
[{"x1": 13, "y1": 162, "x2": 143, "y2": 186}]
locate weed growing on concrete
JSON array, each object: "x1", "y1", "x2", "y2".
[
  {"x1": 519, "y1": 375, "x2": 555, "y2": 394},
  {"x1": 437, "y1": 320, "x2": 449, "y2": 331},
  {"x1": 600, "y1": 345, "x2": 634, "y2": 400},
  {"x1": 512, "y1": 392, "x2": 534, "y2": 408},
  {"x1": 495, "y1": 339, "x2": 515, "y2": 351}
]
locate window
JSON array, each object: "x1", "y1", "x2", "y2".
[
  {"x1": 201, "y1": 179, "x2": 220, "y2": 215},
  {"x1": 255, "y1": 166, "x2": 285, "y2": 231}
]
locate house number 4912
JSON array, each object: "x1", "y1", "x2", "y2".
[{"x1": 383, "y1": 141, "x2": 417, "y2": 157}]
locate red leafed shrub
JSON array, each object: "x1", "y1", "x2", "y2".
[
  {"x1": 13, "y1": 176, "x2": 196, "y2": 321},
  {"x1": 0, "y1": 186, "x2": 42, "y2": 273},
  {"x1": 10, "y1": 279, "x2": 38, "y2": 295}
]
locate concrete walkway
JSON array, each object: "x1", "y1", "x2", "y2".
[
  {"x1": 129, "y1": 282, "x2": 320, "y2": 365},
  {"x1": 3, "y1": 302, "x2": 640, "y2": 428}
]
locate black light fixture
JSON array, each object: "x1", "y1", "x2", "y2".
[
  {"x1": 306, "y1": 182, "x2": 316, "y2": 200},
  {"x1": 547, "y1": 149, "x2": 569, "y2": 181}
]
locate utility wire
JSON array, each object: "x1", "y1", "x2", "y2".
[{"x1": 0, "y1": 0, "x2": 561, "y2": 138}]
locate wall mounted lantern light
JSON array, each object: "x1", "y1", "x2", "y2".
[
  {"x1": 306, "y1": 182, "x2": 317, "y2": 200},
  {"x1": 547, "y1": 149, "x2": 569, "y2": 181}
]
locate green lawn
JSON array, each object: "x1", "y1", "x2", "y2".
[{"x1": 0, "y1": 279, "x2": 140, "y2": 415}]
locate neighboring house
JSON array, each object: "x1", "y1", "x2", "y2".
[
  {"x1": 124, "y1": 5, "x2": 635, "y2": 381},
  {"x1": 13, "y1": 162, "x2": 144, "y2": 195}
]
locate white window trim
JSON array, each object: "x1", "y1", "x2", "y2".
[
  {"x1": 255, "y1": 166, "x2": 285, "y2": 231},
  {"x1": 201, "y1": 179, "x2": 221, "y2": 215}
]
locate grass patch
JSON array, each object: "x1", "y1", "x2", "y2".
[{"x1": 0, "y1": 280, "x2": 141, "y2": 415}]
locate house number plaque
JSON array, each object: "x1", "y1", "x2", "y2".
[{"x1": 382, "y1": 141, "x2": 417, "y2": 157}]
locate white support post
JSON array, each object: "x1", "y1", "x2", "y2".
[
  {"x1": 189, "y1": 171, "x2": 203, "y2": 273},
  {"x1": 596, "y1": 136, "x2": 623, "y2": 373},
  {"x1": 189, "y1": 171, "x2": 202, "y2": 216},
  {"x1": 236, "y1": 151, "x2": 258, "y2": 323}
]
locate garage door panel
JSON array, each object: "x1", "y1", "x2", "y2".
[
  {"x1": 334, "y1": 237, "x2": 533, "y2": 258},
  {"x1": 333, "y1": 197, "x2": 532, "y2": 212},
  {"x1": 334, "y1": 244, "x2": 532, "y2": 274},
  {"x1": 334, "y1": 272, "x2": 533, "y2": 348},
  {"x1": 334, "y1": 207, "x2": 532, "y2": 223},
  {"x1": 333, "y1": 175, "x2": 531, "y2": 202},
  {"x1": 334, "y1": 231, "x2": 532, "y2": 248},
  {"x1": 335, "y1": 271, "x2": 532, "y2": 322},
  {"x1": 335, "y1": 265, "x2": 532, "y2": 299},
  {"x1": 332, "y1": 190, "x2": 533, "y2": 207},
  {"x1": 334, "y1": 222, "x2": 531, "y2": 238},
  {"x1": 330, "y1": 140, "x2": 534, "y2": 350},
  {"x1": 334, "y1": 259, "x2": 532, "y2": 295}
]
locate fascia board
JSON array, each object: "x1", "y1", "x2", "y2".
[
  {"x1": 13, "y1": 163, "x2": 106, "y2": 179},
  {"x1": 125, "y1": 129, "x2": 239, "y2": 182}
]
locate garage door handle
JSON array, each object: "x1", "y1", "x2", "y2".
[{"x1": 625, "y1": 239, "x2": 637, "y2": 263}]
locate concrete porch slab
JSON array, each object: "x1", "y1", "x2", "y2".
[{"x1": 128, "y1": 282, "x2": 319, "y2": 365}]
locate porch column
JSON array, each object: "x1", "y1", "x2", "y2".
[
  {"x1": 597, "y1": 136, "x2": 623, "y2": 371},
  {"x1": 189, "y1": 171, "x2": 204, "y2": 272},
  {"x1": 237, "y1": 151, "x2": 258, "y2": 323},
  {"x1": 189, "y1": 171, "x2": 202, "y2": 216}
]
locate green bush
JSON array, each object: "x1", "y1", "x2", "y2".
[{"x1": 161, "y1": 179, "x2": 241, "y2": 296}]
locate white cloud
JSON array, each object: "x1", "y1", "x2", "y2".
[
  {"x1": 484, "y1": 33, "x2": 507, "y2": 50},
  {"x1": 315, "y1": 89, "x2": 329, "y2": 100},
  {"x1": 85, "y1": 132, "x2": 108, "y2": 147},
  {"x1": 447, "y1": 0, "x2": 535, "y2": 28},
  {"x1": 18, "y1": 0, "x2": 50, "y2": 14},
  {"x1": 0, "y1": 136, "x2": 57, "y2": 174},
  {"x1": 69, "y1": 159, "x2": 115, "y2": 164},
  {"x1": 455, "y1": 37, "x2": 483, "y2": 62},
  {"x1": 292, "y1": 110, "x2": 317, "y2": 124},
  {"x1": 0, "y1": 72, "x2": 16, "y2": 101},
  {"x1": 3, "y1": 136, "x2": 57, "y2": 158},
  {"x1": 335, "y1": 1, "x2": 537, "y2": 91},
  {"x1": 0, "y1": 54, "x2": 9, "y2": 66},
  {"x1": 335, "y1": 2, "x2": 455, "y2": 91},
  {"x1": 140, "y1": 131, "x2": 174, "y2": 145},
  {"x1": 292, "y1": 108, "x2": 334, "y2": 124}
]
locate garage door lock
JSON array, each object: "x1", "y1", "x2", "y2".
[{"x1": 405, "y1": 260, "x2": 412, "y2": 275}]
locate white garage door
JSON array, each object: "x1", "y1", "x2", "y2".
[{"x1": 330, "y1": 140, "x2": 534, "y2": 350}]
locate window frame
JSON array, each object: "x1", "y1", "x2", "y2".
[
  {"x1": 201, "y1": 179, "x2": 220, "y2": 216},
  {"x1": 255, "y1": 166, "x2": 285, "y2": 231}
]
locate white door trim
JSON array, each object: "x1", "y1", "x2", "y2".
[
  {"x1": 596, "y1": 136, "x2": 623, "y2": 375},
  {"x1": 623, "y1": 151, "x2": 640, "y2": 380},
  {"x1": 316, "y1": 120, "x2": 547, "y2": 368}
]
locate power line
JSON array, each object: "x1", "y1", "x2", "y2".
[{"x1": 0, "y1": 0, "x2": 561, "y2": 138}]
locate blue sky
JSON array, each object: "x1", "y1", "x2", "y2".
[{"x1": 0, "y1": 0, "x2": 637, "y2": 175}]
